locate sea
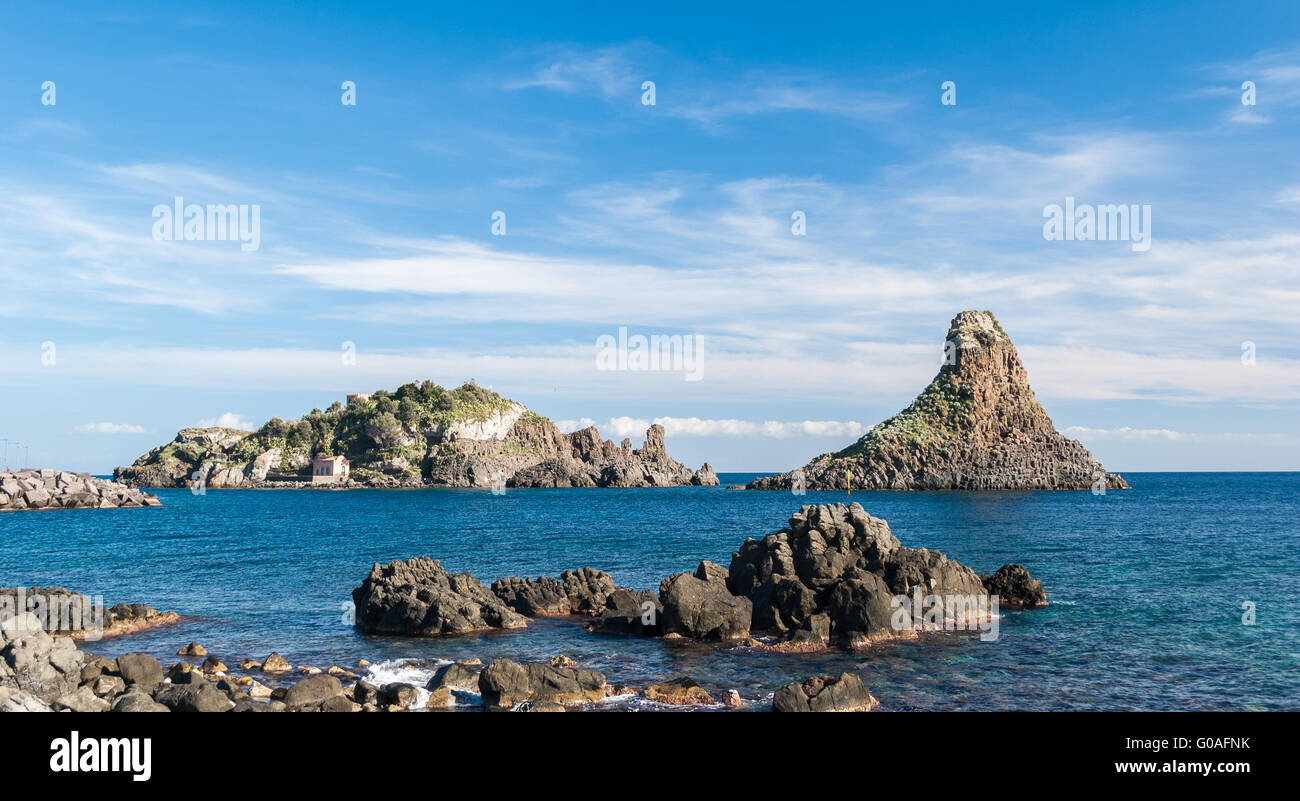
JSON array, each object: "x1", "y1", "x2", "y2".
[{"x1": 2, "y1": 472, "x2": 1295, "y2": 711}]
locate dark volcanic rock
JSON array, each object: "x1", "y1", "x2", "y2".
[
  {"x1": 724, "y1": 503, "x2": 1019, "y2": 648},
  {"x1": 748, "y1": 311, "x2": 1129, "y2": 491},
  {"x1": 491, "y1": 567, "x2": 617, "y2": 616},
  {"x1": 115, "y1": 653, "x2": 165, "y2": 688},
  {"x1": 153, "y1": 682, "x2": 233, "y2": 713},
  {"x1": 772, "y1": 672, "x2": 878, "y2": 712},
  {"x1": 478, "y1": 658, "x2": 606, "y2": 711},
  {"x1": 283, "y1": 674, "x2": 343, "y2": 708},
  {"x1": 351, "y1": 557, "x2": 527, "y2": 636},
  {"x1": 584, "y1": 588, "x2": 662, "y2": 635},
  {"x1": 659, "y1": 561, "x2": 752, "y2": 641},
  {"x1": 982, "y1": 564, "x2": 1048, "y2": 608}
]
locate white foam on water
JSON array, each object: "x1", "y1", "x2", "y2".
[{"x1": 360, "y1": 657, "x2": 450, "y2": 710}]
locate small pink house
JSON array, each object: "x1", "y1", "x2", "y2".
[{"x1": 311, "y1": 455, "x2": 349, "y2": 484}]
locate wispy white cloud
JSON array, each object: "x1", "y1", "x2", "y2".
[
  {"x1": 197, "y1": 413, "x2": 256, "y2": 431},
  {"x1": 72, "y1": 422, "x2": 146, "y2": 435},
  {"x1": 1063, "y1": 426, "x2": 1294, "y2": 443}
]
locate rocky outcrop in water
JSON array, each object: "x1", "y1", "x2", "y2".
[
  {"x1": 982, "y1": 563, "x2": 1049, "y2": 608},
  {"x1": 351, "y1": 557, "x2": 527, "y2": 636},
  {"x1": 114, "y1": 380, "x2": 716, "y2": 490},
  {"x1": 772, "y1": 672, "x2": 879, "y2": 712},
  {"x1": 748, "y1": 311, "x2": 1129, "y2": 491},
  {"x1": 0, "y1": 587, "x2": 178, "y2": 639},
  {"x1": 491, "y1": 567, "x2": 617, "y2": 616},
  {"x1": 0, "y1": 470, "x2": 161, "y2": 512},
  {"x1": 726, "y1": 503, "x2": 1005, "y2": 648}
]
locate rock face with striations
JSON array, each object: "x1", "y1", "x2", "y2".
[
  {"x1": 748, "y1": 311, "x2": 1128, "y2": 491},
  {"x1": 728, "y1": 503, "x2": 1030, "y2": 648},
  {"x1": 351, "y1": 557, "x2": 528, "y2": 636},
  {"x1": 0, "y1": 470, "x2": 161, "y2": 512},
  {"x1": 114, "y1": 380, "x2": 716, "y2": 490}
]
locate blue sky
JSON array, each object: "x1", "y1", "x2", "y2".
[{"x1": 1, "y1": 1, "x2": 1297, "y2": 473}]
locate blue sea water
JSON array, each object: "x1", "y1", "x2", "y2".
[{"x1": 1, "y1": 473, "x2": 1296, "y2": 711}]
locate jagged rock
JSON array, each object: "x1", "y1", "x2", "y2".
[
  {"x1": 723, "y1": 503, "x2": 1017, "y2": 647},
  {"x1": 178, "y1": 642, "x2": 207, "y2": 656},
  {"x1": 0, "y1": 612, "x2": 84, "y2": 702},
  {"x1": 584, "y1": 588, "x2": 662, "y2": 635},
  {"x1": 826, "y1": 573, "x2": 913, "y2": 646},
  {"x1": 261, "y1": 653, "x2": 292, "y2": 672},
  {"x1": 114, "y1": 381, "x2": 715, "y2": 490},
  {"x1": 478, "y1": 658, "x2": 606, "y2": 711},
  {"x1": 772, "y1": 673, "x2": 879, "y2": 712},
  {"x1": 490, "y1": 567, "x2": 617, "y2": 616},
  {"x1": 1, "y1": 687, "x2": 52, "y2": 712},
  {"x1": 659, "y1": 561, "x2": 752, "y2": 641},
  {"x1": 53, "y1": 685, "x2": 110, "y2": 712},
  {"x1": 352, "y1": 557, "x2": 527, "y2": 636},
  {"x1": 982, "y1": 564, "x2": 1048, "y2": 608},
  {"x1": 749, "y1": 311, "x2": 1129, "y2": 491},
  {"x1": 0, "y1": 470, "x2": 161, "y2": 512},
  {"x1": 692, "y1": 462, "x2": 720, "y2": 486},
  {"x1": 644, "y1": 677, "x2": 715, "y2": 705}
]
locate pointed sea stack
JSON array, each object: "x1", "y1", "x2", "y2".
[{"x1": 749, "y1": 311, "x2": 1129, "y2": 491}]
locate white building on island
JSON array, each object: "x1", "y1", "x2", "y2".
[{"x1": 311, "y1": 455, "x2": 350, "y2": 484}]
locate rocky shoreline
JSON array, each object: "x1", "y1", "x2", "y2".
[
  {"x1": 0, "y1": 470, "x2": 162, "y2": 512},
  {"x1": 3, "y1": 502, "x2": 1047, "y2": 712}
]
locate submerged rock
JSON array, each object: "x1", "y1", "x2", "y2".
[{"x1": 351, "y1": 557, "x2": 527, "y2": 636}]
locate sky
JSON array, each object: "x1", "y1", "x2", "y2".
[{"x1": 0, "y1": 1, "x2": 1297, "y2": 474}]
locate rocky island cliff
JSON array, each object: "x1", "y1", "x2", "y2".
[
  {"x1": 114, "y1": 380, "x2": 717, "y2": 490},
  {"x1": 749, "y1": 311, "x2": 1129, "y2": 491}
]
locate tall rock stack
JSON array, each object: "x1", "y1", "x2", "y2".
[{"x1": 749, "y1": 311, "x2": 1129, "y2": 491}]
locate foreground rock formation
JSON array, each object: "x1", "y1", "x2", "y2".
[
  {"x1": 748, "y1": 311, "x2": 1129, "y2": 491},
  {"x1": 0, "y1": 470, "x2": 161, "y2": 512},
  {"x1": 772, "y1": 672, "x2": 879, "y2": 712},
  {"x1": 114, "y1": 380, "x2": 716, "y2": 490},
  {"x1": 351, "y1": 557, "x2": 527, "y2": 636},
  {"x1": 0, "y1": 587, "x2": 177, "y2": 639}
]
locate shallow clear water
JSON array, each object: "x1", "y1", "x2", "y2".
[{"x1": 2, "y1": 473, "x2": 1296, "y2": 710}]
